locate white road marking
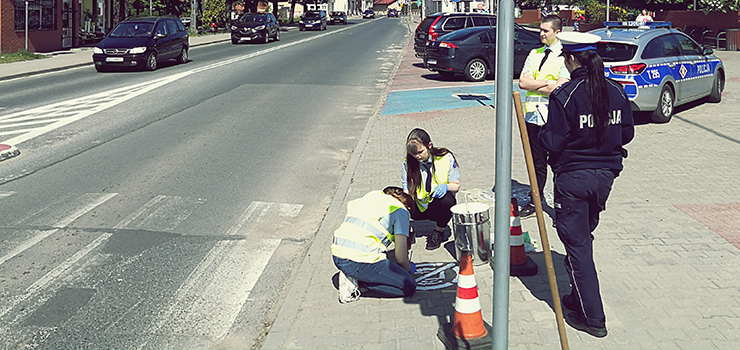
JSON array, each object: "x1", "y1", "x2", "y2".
[
  {"x1": 0, "y1": 192, "x2": 117, "y2": 267},
  {"x1": 140, "y1": 201, "x2": 302, "y2": 347},
  {"x1": 0, "y1": 21, "x2": 374, "y2": 147},
  {"x1": 0, "y1": 232, "x2": 113, "y2": 319}
]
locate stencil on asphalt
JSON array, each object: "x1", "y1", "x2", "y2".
[
  {"x1": 0, "y1": 20, "x2": 376, "y2": 147},
  {"x1": 413, "y1": 262, "x2": 459, "y2": 291}
]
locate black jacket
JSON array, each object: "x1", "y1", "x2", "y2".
[{"x1": 539, "y1": 67, "x2": 635, "y2": 176}]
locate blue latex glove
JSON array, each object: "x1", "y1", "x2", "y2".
[
  {"x1": 432, "y1": 183, "x2": 449, "y2": 198},
  {"x1": 408, "y1": 261, "x2": 416, "y2": 274}
]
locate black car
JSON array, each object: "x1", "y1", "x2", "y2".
[
  {"x1": 230, "y1": 12, "x2": 280, "y2": 44},
  {"x1": 388, "y1": 9, "x2": 398, "y2": 17},
  {"x1": 424, "y1": 25, "x2": 542, "y2": 81},
  {"x1": 363, "y1": 9, "x2": 375, "y2": 18},
  {"x1": 299, "y1": 11, "x2": 328, "y2": 31},
  {"x1": 414, "y1": 12, "x2": 497, "y2": 59},
  {"x1": 92, "y1": 16, "x2": 189, "y2": 72},
  {"x1": 330, "y1": 11, "x2": 347, "y2": 24}
]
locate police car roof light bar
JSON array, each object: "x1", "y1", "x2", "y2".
[{"x1": 604, "y1": 21, "x2": 671, "y2": 29}]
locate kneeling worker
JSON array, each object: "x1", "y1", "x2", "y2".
[{"x1": 331, "y1": 186, "x2": 417, "y2": 303}]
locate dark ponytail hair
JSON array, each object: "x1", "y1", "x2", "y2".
[
  {"x1": 567, "y1": 50, "x2": 610, "y2": 141},
  {"x1": 405, "y1": 128, "x2": 456, "y2": 197}
]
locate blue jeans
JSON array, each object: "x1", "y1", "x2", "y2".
[{"x1": 333, "y1": 256, "x2": 416, "y2": 298}]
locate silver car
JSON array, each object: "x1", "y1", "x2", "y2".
[{"x1": 591, "y1": 22, "x2": 724, "y2": 123}]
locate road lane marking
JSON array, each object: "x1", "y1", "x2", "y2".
[
  {"x1": 0, "y1": 192, "x2": 117, "y2": 267},
  {"x1": 0, "y1": 20, "x2": 376, "y2": 147},
  {"x1": 139, "y1": 201, "x2": 301, "y2": 347},
  {"x1": 0, "y1": 232, "x2": 113, "y2": 319}
]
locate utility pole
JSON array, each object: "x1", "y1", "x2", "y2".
[{"x1": 191, "y1": 0, "x2": 197, "y2": 33}]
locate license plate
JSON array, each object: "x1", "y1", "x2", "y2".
[
  {"x1": 106, "y1": 57, "x2": 124, "y2": 62},
  {"x1": 244, "y1": 37, "x2": 251, "y2": 40},
  {"x1": 427, "y1": 59, "x2": 437, "y2": 65},
  {"x1": 306, "y1": 24, "x2": 313, "y2": 27}
]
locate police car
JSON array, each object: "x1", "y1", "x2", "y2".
[{"x1": 590, "y1": 22, "x2": 724, "y2": 123}]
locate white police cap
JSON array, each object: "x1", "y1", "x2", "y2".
[{"x1": 557, "y1": 32, "x2": 601, "y2": 52}]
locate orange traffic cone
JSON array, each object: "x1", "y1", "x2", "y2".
[
  {"x1": 510, "y1": 198, "x2": 538, "y2": 276},
  {"x1": 452, "y1": 251, "x2": 487, "y2": 339},
  {"x1": 438, "y1": 251, "x2": 492, "y2": 349}
]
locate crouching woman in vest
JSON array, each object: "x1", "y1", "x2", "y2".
[
  {"x1": 331, "y1": 187, "x2": 417, "y2": 304},
  {"x1": 403, "y1": 128, "x2": 460, "y2": 250}
]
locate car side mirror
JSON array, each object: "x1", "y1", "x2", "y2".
[{"x1": 703, "y1": 47, "x2": 713, "y2": 55}]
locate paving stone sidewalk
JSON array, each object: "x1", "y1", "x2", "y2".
[{"x1": 262, "y1": 19, "x2": 740, "y2": 350}]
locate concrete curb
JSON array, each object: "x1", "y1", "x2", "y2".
[{"x1": 0, "y1": 144, "x2": 20, "y2": 162}]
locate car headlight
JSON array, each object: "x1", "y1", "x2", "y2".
[
  {"x1": 129, "y1": 47, "x2": 147, "y2": 54},
  {"x1": 256, "y1": 25, "x2": 265, "y2": 30},
  {"x1": 299, "y1": 20, "x2": 304, "y2": 23},
  {"x1": 231, "y1": 25, "x2": 237, "y2": 31},
  {"x1": 93, "y1": 47, "x2": 103, "y2": 54},
  {"x1": 314, "y1": 20, "x2": 321, "y2": 24}
]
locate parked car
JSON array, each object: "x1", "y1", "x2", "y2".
[
  {"x1": 387, "y1": 9, "x2": 399, "y2": 17},
  {"x1": 414, "y1": 12, "x2": 497, "y2": 59},
  {"x1": 230, "y1": 12, "x2": 280, "y2": 44},
  {"x1": 591, "y1": 22, "x2": 725, "y2": 122},
  {"x1": 363, "y1": 9, "x2": 375, "y2": 19},
  {"x1": 299, "y1": 11, "x2": 328, "y2": 31},
  {"x1": 92, "y1": 16, "x2": 189, "y2": 72},
  {"x1": 424, "y1": 25, "x2": 541, "y2": 81},
  {"x1": 330, "y1": 11, "x2": 348, "y2": 24}
]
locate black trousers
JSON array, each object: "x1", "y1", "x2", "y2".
[
  {"x1": 411, "y1": 191, "x2": 456, "y2": 228},
  {"x1": 554, "y1": 169, "x2": 614, "y2": 328},
  {"x1": 527, "y1": 122, "x2": 548, "y2": 200}
]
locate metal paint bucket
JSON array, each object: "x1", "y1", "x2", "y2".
[{"x1": 451, "y1": 202, "x2": 491, "y2": 265}]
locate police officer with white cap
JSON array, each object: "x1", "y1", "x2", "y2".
[{"x1": 538, "y1": 32, "x2": 635, "y2": 338}]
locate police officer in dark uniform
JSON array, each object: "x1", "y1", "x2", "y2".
[{"x1": 539, "y1": 32, "x2": 635, "y2": 338}]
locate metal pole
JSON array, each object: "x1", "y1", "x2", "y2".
[
  {"x1": 606, "y1": 0, "x2": 609, "y2": 21},
  {"x1": 493, "y1": 0, "x2": 514, "y2": 348},
  {"x1": 150, "y1": 0, "x2": 152, "y2": 15},
  {"x1": 25, "y1": 0, "x2": 29, "y2": 51}
]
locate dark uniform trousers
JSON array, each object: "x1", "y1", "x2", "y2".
[
  {"x1": 554, "y1": 168, "x2": 614, "y2": 328},
  {"x1": 411, "y1": 191, "x2": 456, "y2": 228},
  {"x1": 527, "y1": 123, "x2": 548, "y2": 197}
]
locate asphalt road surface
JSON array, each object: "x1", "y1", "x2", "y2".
[{"x1": 0, "y1": 17, "x2": 407, "y2": 350}]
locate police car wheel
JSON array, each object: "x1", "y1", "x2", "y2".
[
  {"x1": 651, "y1": 85, "x2": 674, "y2": 123},
  {"x1": 465, "y1": 58, "x2": 487, "y2": 82},
  {"x1": 708, "y1": 71, "x2": 724, "y2": 103}
]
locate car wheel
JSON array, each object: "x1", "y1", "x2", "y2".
[
  {"x1": 145, "y1": 52, "x2": 157, "y2": 71},
  {"x1": 708, "y1": 70, "x2": 724, "y2": 103},
  {"x1": 437, "y1": 71, "x2": 456, "y2": 78},
  {"x1": 231, "y1": 38, "x2": 239, "y2": 44},
  {"x1": 299, "y1": 28, "x2": 304, "y2": 31},
  {"x1": 464, "y1": 58, "x2": 487, "y2": 82},
  {"x1": 275, "y1": 30, "x2": 280, "y2": 41},
  {"x1": 264, "y1": 33, "x2": 270, "y2": 43},
  {"x1": 651, "y1": 84, "x2": 674, "y2": 123},
  {"x1": 95, "y1": 65, "x2": 107, "y2": 72},
  {"x1": 176, "y1": 47, "x2": 188, "y2": 64}
]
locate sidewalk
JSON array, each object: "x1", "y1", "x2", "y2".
[{"x1": 261, "y1": 16, "x2": 740, "y2": 350}]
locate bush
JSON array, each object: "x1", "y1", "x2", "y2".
[{"x1": 585, "y1": 2, "x2": 632, "y2": 23}]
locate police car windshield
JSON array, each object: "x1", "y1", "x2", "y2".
[{"x1": 596, "y1": 42, "x2": 638, "y2": 62}]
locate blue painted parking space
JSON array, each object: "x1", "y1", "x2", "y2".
[{"x1": 381, "y1": 84, "x2": 527, "y2": 115}]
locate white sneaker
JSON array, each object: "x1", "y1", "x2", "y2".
[{"x1": 338, "y1": 271, "x2": 360, "y2": 304}]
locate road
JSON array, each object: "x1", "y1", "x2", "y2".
[{"x1": 0, "y1": 17, "x2": 407, "y2": 350}]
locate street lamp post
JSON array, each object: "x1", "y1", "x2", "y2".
[{"x1": 25, "y1": 0, "x2": 29, "y2": 50}]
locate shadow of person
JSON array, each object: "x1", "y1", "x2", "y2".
[{"x1": 514, "y1": 250, "x2": 571, "y2": 311}]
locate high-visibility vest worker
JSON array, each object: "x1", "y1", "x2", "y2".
[
  {"x1": 331, "y1": 190, "x2": 407, "y2": 263},
  {"x1": 407, "y1": 153, "x2": 452, "y2": 212}
]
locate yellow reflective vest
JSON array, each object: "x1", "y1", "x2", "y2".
[
  {"x1": 331, "y1": 191, "x2": 407, "y2": 263},
  {"x1": 408, "y1": 153, "x2": 451, "y2": 212},
  {"x1": 524, "y1": 44, "x2": 567, "y2": 125}
]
